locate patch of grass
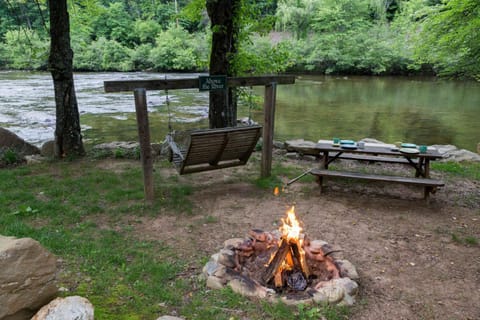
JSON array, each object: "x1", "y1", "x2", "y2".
[
  {"x1": 0, "y1": 157, "x2": 354, "y2": 319},
  {"x1": 432, "y1": 161, "x2": 480, "y2": 180},
  {"x1": 451, "y1": 233, "x2": 462, "y2": 244},
  {"x1": 464, "y1": 236, "x2": 478, "y2": 246},
  {"x1": 1, "y1": 148, "x2": 19, "y2": 165},
  {"x1": 451, "y1": 233, "x2": 478, "y2": 246}
]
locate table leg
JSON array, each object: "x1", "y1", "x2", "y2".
[
  {"x1": 321, "y1": 151, "x2": 329, "y2": 169},
  {"x1": 424, "y1": 158, "x2": 430, "y2": 178}
]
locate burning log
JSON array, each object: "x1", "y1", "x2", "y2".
[{"x1": 262, "y1": 238, "x2": 290, "y2": 285}]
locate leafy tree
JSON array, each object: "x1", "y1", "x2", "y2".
[
  {"x1": 3, "y1": 28, "x2": 49, "y2": 70},
  {"x1": 149, "y1": 25, "x2": 199, "y2": 71},
  {"x1": 276, "y1": 0, "x2": 321, "y2": 39},
  {"x1": 415, "y1": 0, "x2": 480, "y2": 79}
]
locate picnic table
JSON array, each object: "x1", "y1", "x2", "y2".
[{"x1": 310, "y1": 140, "x2": 445, "y2": 201}]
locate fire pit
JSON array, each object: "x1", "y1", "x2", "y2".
[{"x1": 202, "y1": 207, "x2": 359, "y2": 305}]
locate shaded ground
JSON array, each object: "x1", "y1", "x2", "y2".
[{"x1": 110, "y1": 154, "x2": 479, "y2": 320}]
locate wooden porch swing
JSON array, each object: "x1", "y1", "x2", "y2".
[{"x1": 165, "y1": 124, "x2": 262, "y2": 174}]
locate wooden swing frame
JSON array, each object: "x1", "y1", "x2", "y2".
[{"x1": 104, "y1": 75, "x2": 295, "y2": 201}]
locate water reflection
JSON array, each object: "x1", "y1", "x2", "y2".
[
  {"x1": 270, "y1": 76, "x2": 479, "y2": 151},
  {"x1": 0, "y1": 72, "x2": 478, "y2": 151}
]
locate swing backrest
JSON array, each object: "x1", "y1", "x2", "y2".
[{"x1": 177, "y1": 125, "x2": 262, "y2": 174}]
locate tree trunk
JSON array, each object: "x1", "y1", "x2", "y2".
[
  {"x1": 48, "y1": 0, "x2": 85, "y2": 157},
  {"x1": 206, "y1": 0, "x2": 240, "y2": 128}
]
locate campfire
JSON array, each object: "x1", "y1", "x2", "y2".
[{"x1": 202, "y1": 206, "x2": 359, "y2": 305}]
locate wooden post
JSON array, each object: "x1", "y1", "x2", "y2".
[
  {"x1": 134, "y1": 88, "x2": 154, "y2": 203},
  {"x1": 262, "y1": 82, "x2": 276, "y2": 178}
]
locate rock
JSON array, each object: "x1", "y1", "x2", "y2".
[
  {"x1": 336, "y1": 259, "x2": 359, "y2": 280},
  {"x1": 206, "y1": 275, "x2": 226, "y2": 290},
  {"x1": 25, "y1": 154, "x2": 45, "y2": 164},
  {"x1": 92, "y1": 141, "x2": 140, "y2": 158},
  {"x1": 202, "y1": 261, "x2": 222, "y2": 277},
  {"x1": 286, "y1": 152, "x2": 298, "y2": 159},
  {"x1": 41, "y1": 140, "x2": 55, "y2": 157},
  {"x1": 156, "y1": 316, "x2": 185, "y2": 320},
  {"x1": 0, "y1": 235, "x2": 58, "y2": 320},
  {"x1": 273, "y1": 140, "x2": 285, "y2": 149},
  {"x1": 0, "y1": 127, "x2": 40, "y2": 157},
  {"x1": 223, "y1": 237, "x2": 244, "y2": 249},
  {"x1": 228, "y1": 278, "x2": 268, "y2": 298},
  {"x1": 31, "y1": 296, "x2": 94, "y2": 320},
  {"x1": 432, "y1": 144, "x2": 480, "y2": 162},
  {"x1": 285, "y1": 139, "x2": 319, "y2": 156},
  {"x1": 217, "y1": 249, "x2": 237, "y2": 268},
  {"x1": 280, "y1": 295, "x2": 314, "y2": 306},
  {"x1": 313, "y1": 278, "x2": 358, "y2": 305}
]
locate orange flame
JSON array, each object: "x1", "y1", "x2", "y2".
[
  {"x1": 273, "y1": 186, "x2": 279, "y2": 196},
  {"x1": 280, "y1": 206, "x2": 302, "y2": 242}
]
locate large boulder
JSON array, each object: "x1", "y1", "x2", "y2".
[
  {"x1": 0, "y1": 235, "x2": 58, "y2": 320},
  {"x1": 31, "y1": 296, "x2": 94, "y2": 320},
  {"x1": 0, "y1": 128, "x2": 40, "y2": 157}
]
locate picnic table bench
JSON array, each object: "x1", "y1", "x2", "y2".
[{"x1": 310, "y1": 141, "x2": 445, "y2": 201}]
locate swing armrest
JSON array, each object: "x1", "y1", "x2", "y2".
[{"x1": 166, "y1": 134, "x2": 185, "y2": 161}]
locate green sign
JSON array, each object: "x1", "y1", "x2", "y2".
[{"x1": 199, "y1": 75, "x2": 227, "y2": 91}]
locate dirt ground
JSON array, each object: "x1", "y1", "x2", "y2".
[{"x1": 120, "y1": 154, "x2": 480, "y2": 320}]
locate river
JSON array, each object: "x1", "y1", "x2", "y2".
[{"x1": 0, "y1": 71, "x2": 479, "y2": 152}]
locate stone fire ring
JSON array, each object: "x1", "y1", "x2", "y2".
[{"x1": 202, "y1": 231, "x2": 359, "y2": 306}]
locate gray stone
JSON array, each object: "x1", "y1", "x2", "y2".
[
  {"x1": 286, "y1": 152, "x2": 299, "y2": 159},
  {"x1": 273, "y1": 140, "x2": 285, "y2": 149},
  {"x1": 217, "y1": 249, "x2": 237, "y2": 268},
  {"x1": 313, "y1": 278, "x2": 358, "y2": 306},
  {"x1": 280, "y1": 295, "x2": 314, "y2": 306},
  {"x1": 93, "y1": 141, "x2": 140, "y2": 151},
  {"x1": 156, "y1": 316, "x2": 185, "y2": 320},
  {"x1": 336, "y1": 259, "x2": 359, "y2": 280},
  {"x1": 223, "y1": 237, "x2": 244, "y2": 249},
  {"x1": 228, "y1": 278, "x2": 268, "y2": 298},
  {"x1": 0, "y1": 127, "x2": 40, "y2": 157},
  {"x1": 202, "y1": 261, "x2": 221, "y2": 277},
  {"x1": 431, "y1": 144, "x2": 480, "y2": 162},
  {"x1": 0, "y1": 235, "x2": 58, "y2": 320},
  {"x1": 31, "y1": 296, "x2": 94, "y2": 320},
  {"x1": 25, "y1": 154, "x2": 45, "y2": 164},
  {"x1": 285, "y1": 139, "x2": 319, "y2": 156},
  {"x1": 206, "y1": 275, "x2": 226, "y2": 290}
]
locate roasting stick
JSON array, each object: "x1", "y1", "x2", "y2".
[{"x1": 286, "y1": 169, "x2": 313, "y2": 187}]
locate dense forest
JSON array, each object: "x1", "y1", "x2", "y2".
[{"x1": 0, "y1": 0, "x2": 478, "y2": 79}]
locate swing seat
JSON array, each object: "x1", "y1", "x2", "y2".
[{"x1": 166, "y1": 125, "x2": 262, "y2": 175}]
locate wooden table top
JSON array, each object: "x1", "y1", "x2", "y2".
[{"x1": 315, "y1": 142, "x2": 443, "y2": 160}]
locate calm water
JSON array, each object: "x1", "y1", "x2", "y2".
[{"x1": 0, "y1": 71, "x2": 479, "y2": 151}]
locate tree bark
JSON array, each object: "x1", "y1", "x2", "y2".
[
  {"x1": 206, "y1": 0, "x2": 240, "y2": 128},
  {"x1": 48, "y1": 0, "x2": 85, "y2": 157}
]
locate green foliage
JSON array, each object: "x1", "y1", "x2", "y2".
[
  {"x1": 1, "y1": 148, "x2": 19, "y2": 165},
  {"x1": 233, "y1": 34, "x2": 295, "y2": 75},
  {"x1": 149, "y1": 25, "x2": 200, "y2": 71},
  {"x1": 0, "y1": 0, "x2": 477, "y2": 78},
  {"x1": 2, "y1": 28, "x2": 49, "y2": 70},
  {"x1": 276, "y1": 0, "x2": 321, "y2": 39},
  {"x1": 414, "y1": 0, "x2": 480, "y2": 79}
]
